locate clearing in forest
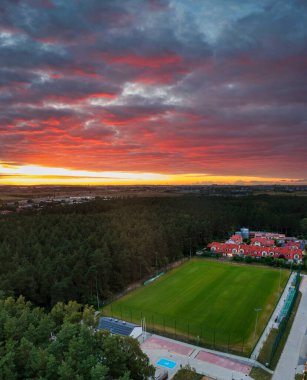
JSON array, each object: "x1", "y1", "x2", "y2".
[{"x1": 103, "y1": 259, "x2": 289, "y2": 354}]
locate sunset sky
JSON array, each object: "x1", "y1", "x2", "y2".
[{"x1": 1, "y1": 0, "x2": 306, "y2": 185}]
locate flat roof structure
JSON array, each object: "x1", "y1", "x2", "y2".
[{"x1": 98, "y1": 317, "x2": 140, "y2": 336}]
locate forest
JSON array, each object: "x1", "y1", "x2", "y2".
[
  {"x1": 0, "y1": 195, "x2": 306, "y2": 308},
  {"x1": 0, "y1": 296, "x2": 154, "y2": 380}
]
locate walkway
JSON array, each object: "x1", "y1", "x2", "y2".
[
  {"x1": 141, "y1": 333, "x2": 261, "y2": 379},
  {"x1": 251, "y1": 271, "x2": 296, "y2": 360},
  {"x1": 272, "y1": 275, "x2": 307, "y2": 380}
]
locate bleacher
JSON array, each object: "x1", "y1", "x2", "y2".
[
  {"x1": 98, "y1": 317, "x2": 138, "y2": 336},
  {"x1": 277, "y1": 287, "x2": 296, "y2": 323}
]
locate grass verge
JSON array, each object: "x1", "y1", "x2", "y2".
[{"x1": 250, "y1": 367, "x2": 272, "y2": 380}]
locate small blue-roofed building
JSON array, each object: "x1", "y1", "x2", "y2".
[
  {"x1": 240, "y1": 227, "x2": 250, "y2": 239},
  {"x1": 98, "y1": 317, "x2": 142, "y2": 338}
]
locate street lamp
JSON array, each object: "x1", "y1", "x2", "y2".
[
  {"x1": 253, "y1": 308, "x2": 262, "y2": 342},
  {"x1": 95, "y1": 273, "x2": 100, "y2": 309},
  {"x1": 184, "y1": 237, "x2": 192, "y2": 259},
  {"x1": 278, "y1": 266, "x2": 282, "y2": 299},
  {"x1": 155, "y1": 252, "x2": 158, "y2": 276},
  {"x1": 86, "y1": 265, "x2": 100, "y2": 310}
]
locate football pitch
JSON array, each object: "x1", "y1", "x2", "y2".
[{"x1": 103, "y1": 259, "x2": 289, "y2": 354}]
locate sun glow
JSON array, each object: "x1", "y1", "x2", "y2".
[
  {"x1": 0, "y1": 163, "x2": 301, "y2": 186},
  {"x1": 0, "y1": 164, "x2": 170, "y2": 184}
]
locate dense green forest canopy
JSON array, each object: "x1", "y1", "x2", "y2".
[
  {"x1": 0, "y1": 195, "x2": 306, "y2": 307},
  {"x1": 0, "y1": 296, "x2": 154, "y2": 380}
]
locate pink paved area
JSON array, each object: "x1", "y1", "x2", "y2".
[
  {"x1": 142, "y1": 336, "x2": 194, "y2": 356},
  {"x1": 196, "y1": 351, "x2": 251, "y2": 375}
]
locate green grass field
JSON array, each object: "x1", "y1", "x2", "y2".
[{"x1": 102, "y1": 259, "x2": 289, "y2": 354}]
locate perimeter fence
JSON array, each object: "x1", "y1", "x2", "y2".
[
  {"x1": 268, "y1": 270, "x2": 301, "y2": 366},
  {"x1": 107, "y1": 303, "x2": 251, "y2": 356}
]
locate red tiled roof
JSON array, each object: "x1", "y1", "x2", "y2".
[
  {"x1": 230, "y1": 234, "x2": 243, "y2": 241},
  {"x1": 207, "y1": 242, "x2": 303, "y2": 260},
  {"x1": 285, "y1": 241, "x2": 300, "y2": 248},
  {"x1": 251, "y1": 237, "x2": 275, "y2": 246}
]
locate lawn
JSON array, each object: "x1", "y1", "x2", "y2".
[{"x1": 102, "y1": 259, "x2": 289, "y2": 354}]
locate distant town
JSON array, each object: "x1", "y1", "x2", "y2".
[
  {"x1": 1, "y1": 184, "x2": 307, "y2": 214},
  {"x1": 0, "y1": 195, "x2": 97, "y2": 215}
]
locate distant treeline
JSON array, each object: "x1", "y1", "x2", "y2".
[{"x1": 0, "y1": 195, "x2": 306, "y2": 307}]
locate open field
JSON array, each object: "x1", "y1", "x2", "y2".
[{"x1": 103, "y1": 260, "x2": 289, "y2": 354}]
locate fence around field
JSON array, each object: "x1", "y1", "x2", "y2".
[
  {"x1": 104, "y1": 304, "x2": 251, "y2": 356},
  {"x1": 257, "y1": 270, "x2": 301, "y2": 368},
  {"x1": 268, "y1": 270, "x2": 301, "y2": 365}
]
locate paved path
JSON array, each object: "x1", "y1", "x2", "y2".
[
  {"x1": 272, "y1": 275, "x2": 307, "y2": 380},
  {"x1": 141, "y1": 333, "x2": 258, "y2": 379},
  {"x1": 251, "y1": 272, "x2": 296, "y2": 360}
]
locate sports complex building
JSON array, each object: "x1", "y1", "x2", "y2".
[{"x1": 208, "y1": 228, "x2": 305, "y2": 262}]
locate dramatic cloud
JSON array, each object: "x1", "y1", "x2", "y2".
[{"x1": 0, "y1": 0, "x2": 306, "y2": 183}]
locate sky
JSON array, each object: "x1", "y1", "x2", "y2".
[{"x1": 0, "y1": 0, "x2": 307, "y2": 185}]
